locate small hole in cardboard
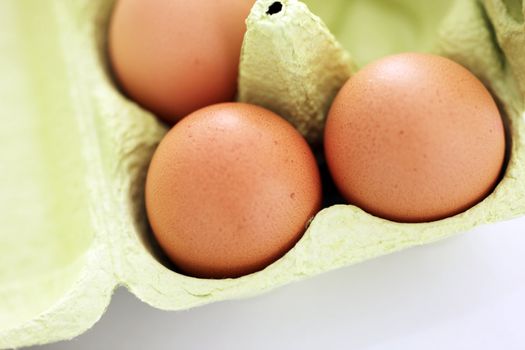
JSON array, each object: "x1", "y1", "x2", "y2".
[{"x1": 266, "y1": 2, "x2": 283, "y2": 15}]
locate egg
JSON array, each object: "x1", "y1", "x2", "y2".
[
  {"x1": 145, "y1": 103, "x2": 322, "y2": 278},
  {"x1": 108, "y1": 0, "x2": 254, "y2": 123},
  {"x1": 324, "y1": 53, "x2": 506, "y2": 223}
]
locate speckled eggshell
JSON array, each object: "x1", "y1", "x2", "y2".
[
  {"x1": 108, "y1": 0, "x2": 255, "y2": 123},
  {"x1": 324, "y1": 53, "x2": 506, "y2": 223},
  {"x1": 145, "y1": 102, "x2": 322, "y2": 278}
]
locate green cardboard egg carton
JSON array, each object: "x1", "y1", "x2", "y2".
[{"x1": 1, "y1": 0, "x2": 524, "y2": 348}]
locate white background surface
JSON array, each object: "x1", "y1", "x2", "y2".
[{"x1": 33, "y1": 216, "x2": 524, "y2": 350}]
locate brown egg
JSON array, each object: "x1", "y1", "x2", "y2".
[
  {"x1": 108, "y1": 0, "x2": 254, "y2": 123},
  {"x1": 324, "y1": 53, "x2": 506, "y2": 223},
  {"x1": 145, "y1": 103, "x2": 322, "y2": 278}
]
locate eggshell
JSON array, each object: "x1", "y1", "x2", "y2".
[
  {"x1": 108, "y1": 0, "x2": 254, "y2": 123},
  {"x1": 5, "y1": 1, "x2": 525, "y2": 347},
  {"x1": 324, "y1": 53, "x2": 506, "y2": 223},
  {"x1": 145, "y1": 103, "x2": 322, "y2": 278}
]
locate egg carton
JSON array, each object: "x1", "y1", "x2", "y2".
[{"x1": 1, "y1": 0, "x2": 524, "y2": 348}]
